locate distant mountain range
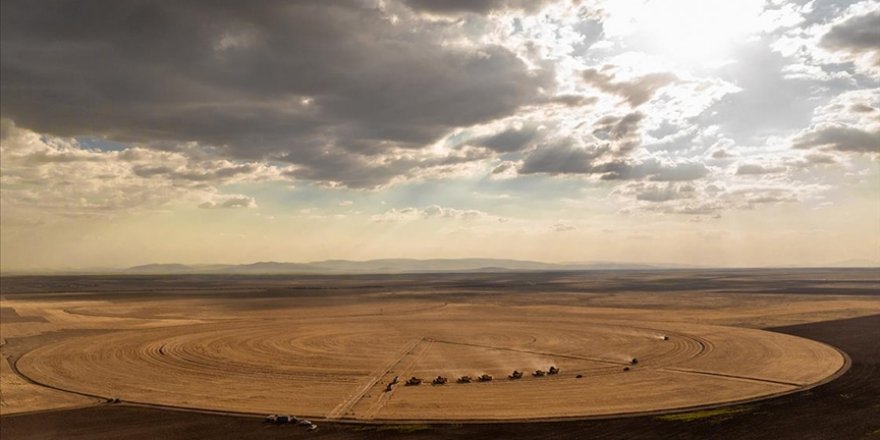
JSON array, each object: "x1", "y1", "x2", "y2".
[
  {"x1": 124, "y1": 259, "x2": 677, "y2": 275},
  {"x1": 4, "y1": 258, "x2": 875, "y2": 276}
]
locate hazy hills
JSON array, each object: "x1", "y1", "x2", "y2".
[
  {"x1": 5, "y1": 258, "x2": 873, "y2": 276},
  {"x1": 125, "y1": 259, "x2": 666, "y2": 275}
]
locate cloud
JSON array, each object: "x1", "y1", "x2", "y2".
[
  {"x1": 792, "y1": 125, "x2": 880, "y2": 153},
  {"x1": 515, "y1": 111, "x2": 648, "y2": 177},
  {"x1": 370, "y1": 205, "x2": 495, "y2": 223},
  {"x1": 622, "y1": 182, "x2": 806, "y2": 217},
  {"x1": 591, "y1": 112, "x2": 644, "y2": 154},
  {"x1": 582, "y1": 68, "x2": 677, "y2": 107},
  {"x1": 471, "y1": 123, "x2": 541, "y2": 153},
  {"x1": 518, "y1": 136, "x2": 710, "y2": 182},
  {"x1": 660, "y1": 203, "x2": 722, "y2": 216},
  {"x1": 850, "y1": 103, "x2": 876, "y2": 113},
  {"x1": 598, "y1": 159, "x2": 710, "y2": 182},
  {"x1": 804, "y1": 153, "x2": 837, "y2": 165},
  {"x1": 518, "y1": 140, "x2": 605, "y2": 175},
  {"x1": 552, "y1": 223, "x2": 575, "y2": 232},
  {"x1": 788, "y1": 88, "x2": 880, "y2": 154},
  {"x1": 785, "y1": 152, "x2": 840, "y2": 169},
  {"x1": 198, "y1": 195, "x2": 257, "y2": 209},
  {"x1": 132, "y1": 162, "x2": 270, "y2": 182},
  {"x1": 546, "y1": 94, "x2": 599, "y2": 107},
  {"x1": 1, "y1": 0, "x2": 876, "y2": 235},
  {"x1": 402, "y1": 0, "x2": 550, "y2": 14},
  {"x1": 490, "y1": 160, "x2": 519, "y2": 179},
  {"x1": 0, "y1": 120, "x2": 279, "y2": 223},
  {"x1": 711, "y1": 149, "x2": 734, "y2": 159},
  {"x1": 735, "y1": 163, "x2": 787, "y2": 175},
  {"x1": 820, "y1": 9, "x2": 880, "y2": 73},
  {"x1": 731, "y1": 187, "x2": 800, "y2": 208},
  {"x1": 632, "y1": 183, "x2": 695, "y2": 203},
  {"x1": 0, "y1": 0, "x2": 551, "y2": 188}
]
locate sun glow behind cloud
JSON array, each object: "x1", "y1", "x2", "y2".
[{"x1": 602, "y1": 0, "x2": 776, "y2": 68}]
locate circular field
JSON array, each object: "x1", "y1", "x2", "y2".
[{"x1": 16, "y1": 306, "x2": 846, "y2": 421}]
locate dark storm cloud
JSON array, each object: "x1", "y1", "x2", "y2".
[
  {"x1": 472, "y1": 124, "x2": 541, "y2": 152},
  {"x1": 403, "y1": 0, "x2": 551, "y2": 14},
  {"x1": 132, "y1": 163, "x2": 258, "y2": 182},
  {"x1": 596, "y1": 160, "x2": 709, "y2": 182},
  {"x1": 591, "y1": 112, "x2": 643, "y2": 154},
  {"x1": 518, "y1": 139, "x2": 709, "y2": 182},
  {"x1": 0, "y1": 0, "x2": 550, "y2": 187},
  {"x1": 820, "y1": 10, "x2": 880, "y2": 66},
  {"x1": 282, "y1": 146, "x2": 492, "y2": 188},
  {"x1": 518, "y1": 140, "x2": 604, "y2": 174},
  {"x1": 582, "y1": 68, "x2": 677, "y2": 107},
  {"x1": 793, "y1": 125, "x2": 880, "y2": 153}
]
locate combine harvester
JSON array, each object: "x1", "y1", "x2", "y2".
[
  {"x1": 297, "y1": 419, "x2": 318, "y2": 431},
  {"x1": 477, "y1": 374, "x2": 493, "y2": 382},
  {"x1": 532, "y1": 370, "x2": 546, "y2": 377},
  {"x1": 265, "y1": 414, "x2": 299, "y2": 425},
  {"x1": 548, "y1": 366, "x2": 559, "y2": 375},
  {"x1": 385, "y1": 375, "x2": 400, "y2": 392},
  {"x1": 432, "y1": 376, "x2": 448, "y2": 385},
  {"x1": 457, "y1": 375, "x2": 472, "y2": 384},
  {"x1": 405, "y1": 377, "x2": 423, "y2": 386},
  {"x1": 508, "y1": 370, "x2": 524, "y2": 380}
]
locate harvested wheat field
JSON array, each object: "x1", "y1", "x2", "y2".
[
  {"x1": 3, "y1": 270, "x2": 877, "y2": 424},
  {"x1": 15, "y1": 309, "x2": 845, "y2": 421}
]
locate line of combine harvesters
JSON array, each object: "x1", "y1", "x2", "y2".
[
  {"x1": 387, "y1": 356, "x2": 645, "y2": 391},
  {"x1": 265, "y1": 355, "x2": 646, "y2": 427},
  {"x1": 387, "y1": 365, "x2": 565, "y2": 390}
]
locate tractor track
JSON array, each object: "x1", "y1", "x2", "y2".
[
  {"x1": 326, "y1": 337, "x2": 427, "y2": 420},
  {"x1": 359, "y1": 338, "x2": 435, "y2": 420}
]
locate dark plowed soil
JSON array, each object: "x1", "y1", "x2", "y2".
[
  {"x1": 3, "y1": 268, "x2": 878, "y2": 300},
  {"x1": 2, "y1": 314, "x2": 878, "y2": 440}
]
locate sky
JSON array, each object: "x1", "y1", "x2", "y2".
[{"x1": 1, "y1": 0, "x2": 878, "y2": 271}]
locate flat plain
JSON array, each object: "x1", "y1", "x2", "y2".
[{"x1": 1, "y1": 269, "x2": 878, "y2": 438}]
